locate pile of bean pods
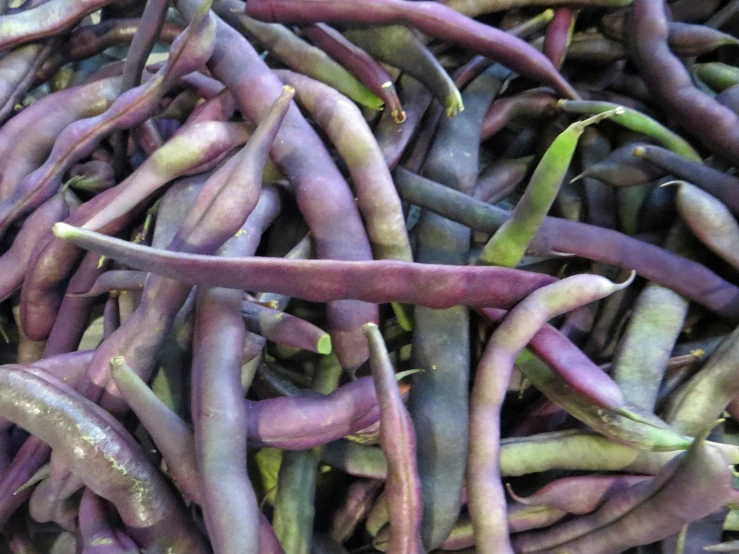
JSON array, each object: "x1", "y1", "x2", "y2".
[{"x1": 2, "y1": 0, "x2": 739, "y2": 552}]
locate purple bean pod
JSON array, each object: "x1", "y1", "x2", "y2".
[
  {"x1": 300, "y1": 22, "x2": 405, "y2": 122},
  {"x1": 110, "y1": 356, "x2": 201, "y2": 504},
  {"x1": 0, "y1": 191, "x2": 72, "y2": 303},
  {"x1": 364, "y1": 323, "x2": 423, "y2": 554},
  {"x1": 0, "y1": 0, "x2": 114, "y2": 51},
  {"x1": 241, "y1": 300, "x2": 331, "y2": 354},
  {"x1": 245, "y1": 0, "x2": 579, "y2": 99},
  {"x1": 468, "y1": 273, "x2": 634, "y2": 554},
  {"x1": 480, "y1": 90, "x2": 559, "y2": 141},
  {"x1": 274, "y1": 69, "x2": 412, "y2": 264},
  {"x1": 172, "y1": 0, "x2": 381, "y2": 370},
  {"x1": 628, "y1": 0, "x2": 739, "y2": 165},
  {"x1": 245, "y1": 376, "x2": 380, "y2": 449},
  {"x1": 69, "y1": 270, "x2": 148, "y2": 298},
  {"x1": 0, "y1": 366, "x2": 208, "y2": 553},
  {"x1": 506, "y1": 475, "x2": 650, "y2": 515},
  {"x1": 544, "y1": 8, "x2": 576, "y2": 69},
  {"x1": 52, "y1": 223, "x2": 559, "y2": 309},
  {"x1": 79, "y1": 488, "x2": 141, "y2": 553},
  {"x1": 0, "y1": 76, "x2": 120, "y2": 202},
  {"x1": 516, "y1": 429, "x2": 734, "y2": 553},
  {"x1": 0, "y1": 2, "x2": 216, "y2": 237}
]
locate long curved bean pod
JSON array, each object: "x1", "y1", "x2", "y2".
[
  {"x1": 192, "y1": 182, "x2": 286, "y2": 554},
  {"x1": 35, "y1": 19, "x2": 183, "y2": 83},
  {"x1": 629, "y1": 0, "x2": 739, "y2": 166},
  {"x1": 610, "y1": 223, "x2": 693, "y2": 412},
  {"x1": 342, "y1": 25, "x2": 463, "y2": 118},
  {"x1": 0, "y1": 2, "x2": 216, "y2": 237},
  {"x1": 241, "y1": 301, "x2": 331, "y2": 354},
  {"x1": 633, "y1": 144, "x2": 739, "y2": 215},
  {"x1": 0, "y1": 0, "x2": 114, "y2": 51},
  {"x1": 112, "y1": 0, "x2": 172, "y2": 175},
  {"x1": 0, "y1": 40, "x2": 55, "y2": 124},
  {"x1": 507, "y1": 475, "x2": 650, "y2": 515},
  {"x1": 409, "y1": 63, "x2": 506, "y2": 551},
  {"x1": 85, "y1": 89, "x2": 290, "y2": 409},
  {"x1": 0, "y1": 367, "x2": 208, "y2": 553},
  {"x1": 393, "y1": 167, "x2": 739, "y2": 319},
  {"x1": 41, "y1": 251, "x2": 107, "y2": 356},
  {"x1": 468, "y1": 273, "x2": 634, "y2": 554},
  {"x1": 52, "y1": 223, "x2": 559, "y2": 308},
  {"x1": 559, "y1": 100, "x2": 701, "y2": 161},
  {"x1": 19, "y1": 123, "x2": 250, "y2": 342},
  {"x1": 544, "y1": 8, "x2": 576, "y2": 69},
  {"x1": 481, "y1": 308, "x2": 626, "y2": 411},
  {"x1": 514, "y1": 350, "x2": 689, "y2": 450},
  {"x1": 516, "y1": 430, "x2": 733, "y2": 554},
  {"x1": 364, "y1": 323, "x2": 423, "y2": 554},
  {"x1": 299, "y1": 23, "x2": 404, "y2": 121},
  {"x1": 275, "y1": 70, "x2": 412, "y2": 265},
  {"x1": 573, "y1": 141, "x2": 663, "y2": 188},
  {"x1": 478, "y1": 109, "x2": 622, "y2": 267},
  {"x1": 214, "y1": 0, "x2": 383, "y2": 110},
  {"x1": 176, "y1": 0, "x2": 378, "y2": 372},
  {"x1": 480, "y1": 90, "x2": 558, "y2": 141},
  {"x1": 0, "y1": 76, "x2": 120, "y2": 202},
  {"x1": 0, "y1": 191, "x2": 72, "y2": 303},
  {"x1": 246, "y1": 0, "x2": 579, "y2": 99},
  {"x1": 672, "y1": 182, "x2": 739, "y2": 271},
  {"x1": 110, "y1": 356, "x2": 200, "y2": 503}
]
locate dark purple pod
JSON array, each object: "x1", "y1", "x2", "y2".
[
  {"x1": 245, "y1": 0, "x2": 579, "y2": 99},
  {"x1": 330, "y1": 479, "x2": 384, "y2": 543},
  {"x1": 543, "y1": 8, "x2": 576, "y2": 69},
  {"x1": 0, "y1": 3, "x2": 216, "y2": 237},
  {"x1": 634, "y1": 144, "x2": 739, "y2": 217},
  {"x1": 0, "y1": 0, "x2": 114, "y2": 51},
  {"x1": 506, "y1": 475, "x2": 650, "y2": 515},
  {"x1": 481, "y1": 89, "x2": 559, "y2": 141},
  {"x1": 300, "y1": 22, "x2": 405, "y2": 122},
  {"x1": 474, "y1": 156, "x2": 534, "y2": 205},
  {"x1": 0, "y1": 191, "x2": 73, "y2": 303},
  {"x1": 53, "y1": 223, "x2": 558, "y2": 310},
  {"x1": 242, "y1": 301, "x2": 331, "y2": 354},
  {"x1": 245, "y1": 376, "x2": 380, "y2": 449},
  {"x1": 0, "y1": 76, "x2": 120, "y2": 202},
  {"x1": 573, "y1": 141, "x2": 665, "y2": 188}
]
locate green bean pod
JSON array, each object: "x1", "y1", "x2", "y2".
[{"x1": 478, "y1": 108, "x2": 623, "y2": 267}]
